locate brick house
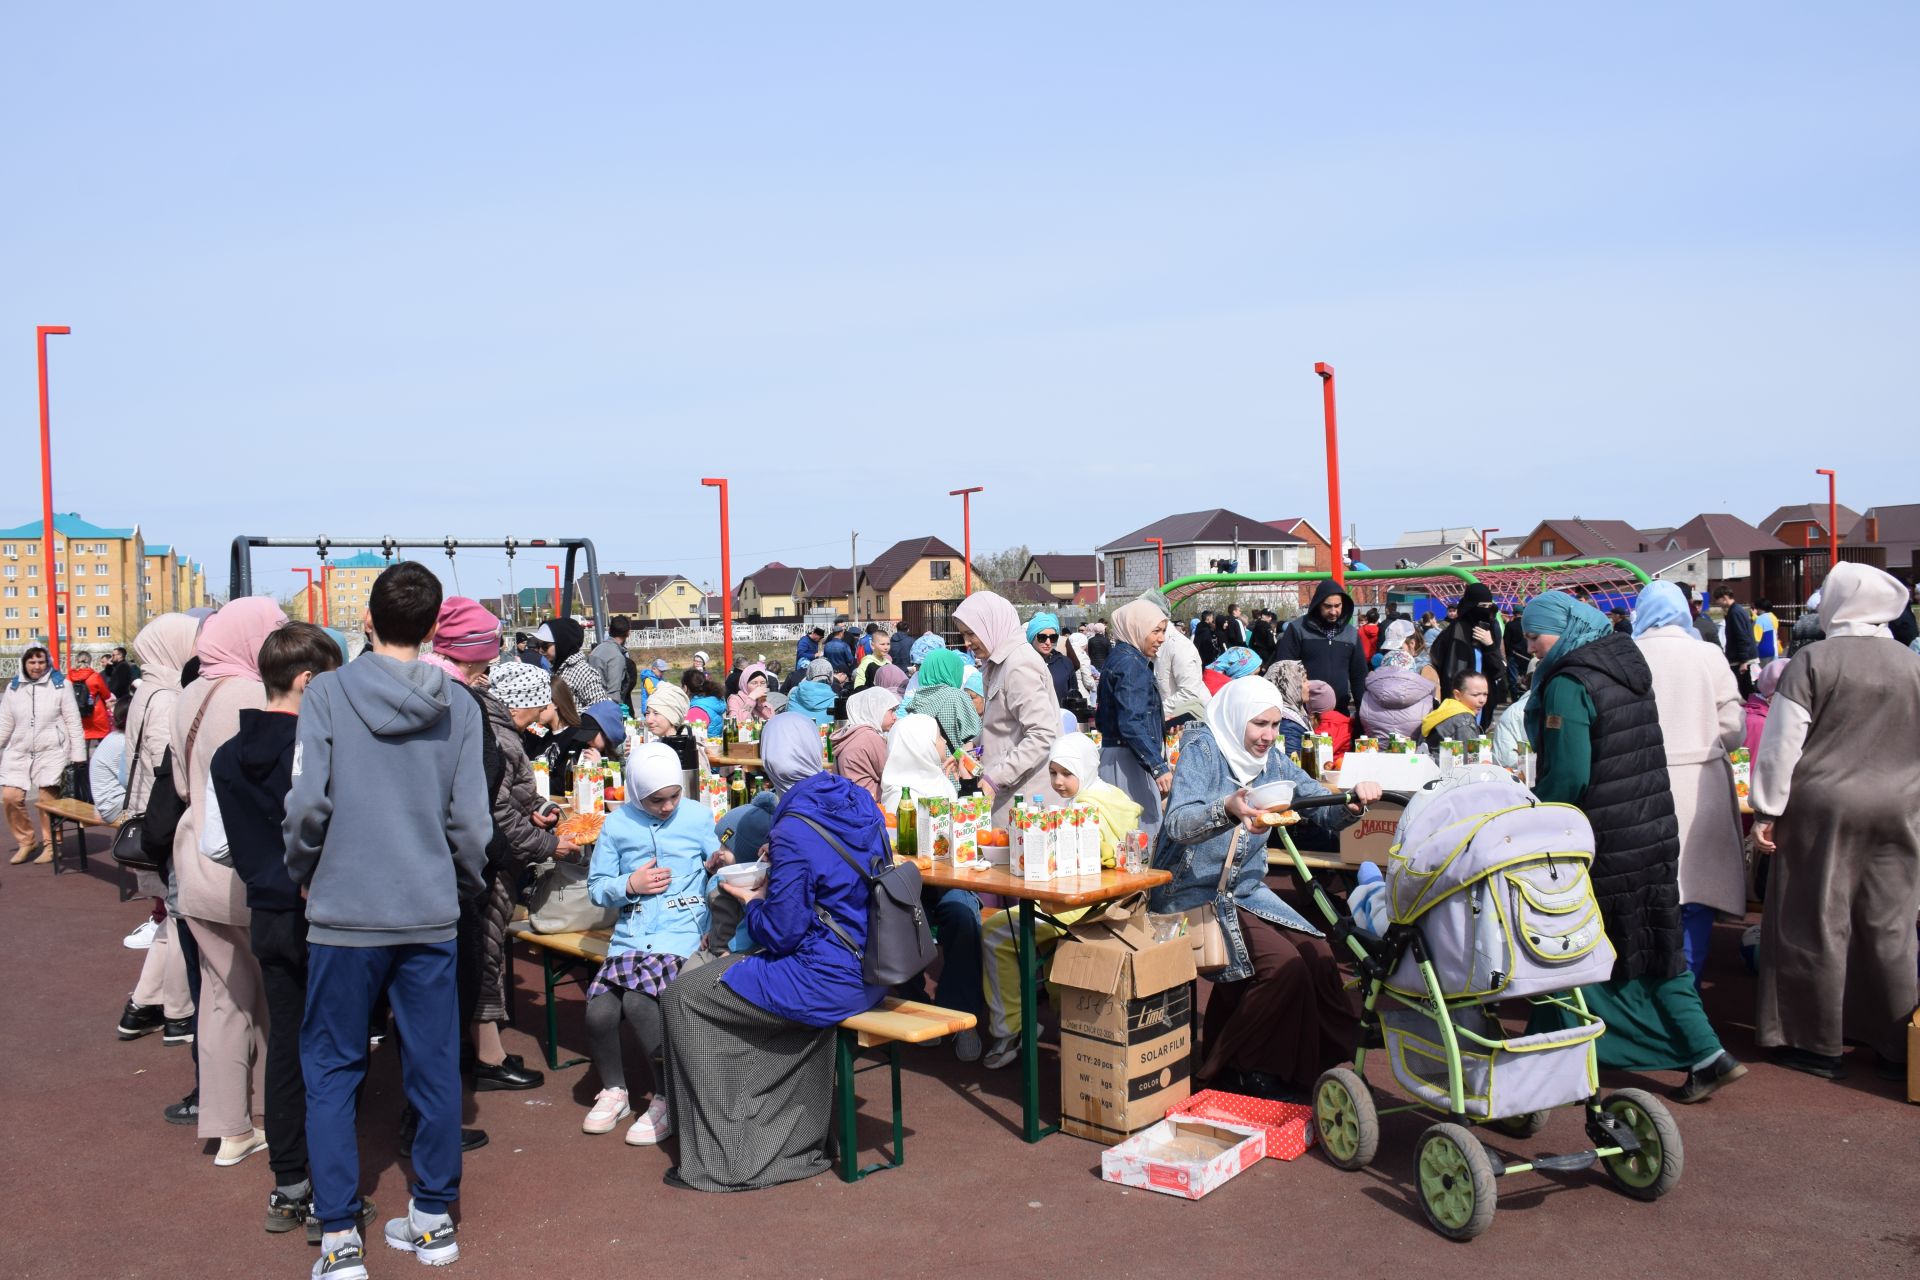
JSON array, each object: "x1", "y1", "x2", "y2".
[
  {"x1": 1098, "y1": 509, "x2": 1305, "y2": 598},
  {"x1": 856, "y1": 537, "x2": 981, "y2": 633},
  {"x1": 735, "y1": 563, "x2": 804, "y2": 621},
  {"x1": 1757, "y1": 503, "x2": 1861, "y2": 550},
  {"x1": 1018, "y1": 554, "x2": 1101, "y2": 603}
]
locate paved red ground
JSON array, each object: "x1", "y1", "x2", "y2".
[{"x1": 7, "y1": 833, "x2": 1916, "y2": 1280}]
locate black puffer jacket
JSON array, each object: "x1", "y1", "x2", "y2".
[{"x1": 1554, "y1": 632, "x2": 1685, "y2": 982}]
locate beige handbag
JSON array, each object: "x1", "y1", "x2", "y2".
[{"x1": 1183, "y1": 829, "x2": 1244, "y2": 976}]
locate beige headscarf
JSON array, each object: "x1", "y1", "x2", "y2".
[
  {"x1": 1110, "y1": 598, "x2": 1167, "y2": 652},
  {"x1": 647, "y1": 683, "x2": 691, "y2": 728},
  {"x1": 952, "y1": 592, "x2": 1026, "y2": 665},
  {"x1": 1818, "y1": 562, "x2": 1908, "y2": 639}
]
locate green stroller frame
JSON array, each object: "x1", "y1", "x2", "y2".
[{"x1": 1276, "y1": 792, "x2": 1683, "y2": 1240}]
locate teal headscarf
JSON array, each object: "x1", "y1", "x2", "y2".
[
  {"x1": 1208, "y1": 646, "x2": 1260, "y2": 679},
  {"x1": 1025, "y1": 612, "x2": 1061, "y2": 643},
  {"x1": 1630, "y1": 581, "x2": 1690, "y2": 638},
  {"x1": 902, "y1": 647, "x2": 981, "y2": 750},
  {"x1": 1522, "y1": 591, "x2": 1613, "y2": 743},
  {"x1": 919, "y1": 648, "x2": 964, "y2": 689}
]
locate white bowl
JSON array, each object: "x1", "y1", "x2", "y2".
[
  {"x1": 1247, "y1": 780, "x2": 1296, "y2": 812},
  {"x1": 715, "y1": 862, "x2": 768, "y2": 890}
]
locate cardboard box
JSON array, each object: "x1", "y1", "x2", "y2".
[
  {"x1": 1169, "y1": 1089, "x2": 1317, "y2": 1160},
  {"x1": 1053, "y1": 897, "x2": 1198, "y2": 1144},
  {"x1": 1101, "y1": 1118, "x2": 1267, "y2": 1199}
]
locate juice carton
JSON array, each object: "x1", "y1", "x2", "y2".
[
  {"x1": 1472, "y1": 736, "x2": 1495, "y2": 766},
  {"x1": 1729, "y1": 747, "x2": 1751, "y2": 801},
  {"x1": 1021, "y1": 808, "x2": 1055, "y2": 882},
  {"x1": 1010, "y1": 805, "x2": 1035, "y2": 877},
  {"x1": 1352, "y1": 736, "x2": 1379, "y2": 754},
  {"x1": 1438, "y1": 740, "x2": 1464, "y2": 773},
  {"x1": 954, "y1": 796, "x2": 983, "y2": 862},
  {"x1": 531, "y1": 759, "x2": 550, "y2": 799},
  {"x1": 1514, "y1": 741, "x2": 1536, "y2": 789},
  {"x1": 574, "y1": 776, "x2": 601, "y2": 815},
  {"x1": 1070, "y1": 802, "x2": 1102, "y2": 875},
  {"x1": 925, "y1": 797, "x2": 954, "y2": 864}
]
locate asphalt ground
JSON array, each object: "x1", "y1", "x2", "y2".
[{"x1": 6, "y1": 825, "x2": 1916, "y2": 1279}]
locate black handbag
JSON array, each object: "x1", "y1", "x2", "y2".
[
  {"x1": 60, "y1": 760, "x2": 93, "y2": 805},
  {"x1": 110, "y1": 706, "x2": 164, "y2": 873},
  {"x1": 136, "y1": 682, "x2": 222, "y2": 868}
]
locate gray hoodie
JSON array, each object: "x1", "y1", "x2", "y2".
[{"x1": 283, "y1": 652, "x2": 490, "y2": 947}]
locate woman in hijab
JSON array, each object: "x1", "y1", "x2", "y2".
[
  {"x1": 898, "y1": 648, "x2": 981, "y2": 753},
  {"x1": 1027, "y1": 612, "x2": 1076, "y2": 706},
  {"x1": 954, "y1": 591, "x2": 1060, "y2": 827},
  {"x1": 1751, "y1": 562, "x2": 1920, "y2": 1082},
  {"x1": 786, "y1": 658, "x2": 839, "y2": 727},
  {"x1": 873, "y1": 661, "x2": 908, "y2": 696},
  {"x1": 1428, "y1": 583, "x2": 1509, "y2": 726},
  {"x1": 0, "y1": 645, "x2": 84, "y2": 865},
  {"x1": 543, "y1": 618, "x2": 611, "y2": 709},
  {"x1": 1147, "y1": 678, "x2": 1379, "y2": 1099},
  {"x1": 1095, "y1": 598, "x2": 1171, "y2": 835},
  {"x1": 1743, "y1": 658, "x2": 1789, "y2": 753},
  {"x1": 1202, "y1": 646, "x2": 1261, "y2": 695},
  {"x1": 831, "y1": 687, "x2": 898, "y2": 804},
  {"x1": 659, "y1": 714, "x2": 889, "y2": 1190},
  {"x1": 1521, "y1": 591, "x2": 1743, "y2": 1103},
  {"x1": 876, "y1": 708, "x2": 987, "y2": 1059},
  {"x1": 581, "y1": 743, "x2": 725, "y2": 1144},
  {"x1": 172, "y1": 597, "x2": 286, "y2": 1164},
  {"x1": 1632, "y1": 581, "x2": 1747, "y2": 990},
  {"x1": 114, "y1": 614, "x2": 201, "y2": 1040},
  {"x1": 728, "y1": 664, "x2": 774, "y2": 724}
]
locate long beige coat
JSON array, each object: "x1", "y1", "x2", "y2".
[
  {"x1": 1636, "y1": 624, "x2": 1746, "y2": 915},
  {"x1": 0, "y1": 672, "x2": 86, "y2": 790},
  {"x1": 171, "y1": 676, "x2": 267, "y2": 926},
  {"x1": 979, "y1": 645, "x2": 1061, "y2": 827}
]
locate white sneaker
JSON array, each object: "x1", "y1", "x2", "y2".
[
  {"x1": 983, "y1": 1034, "x2": 1020, "y2": 1070},
  {"x1": 214, "y1": 1127, "x2": 269, "y2": 1167},
  {"x1": 383, "y1": 1198, "x2": 459, "y2": 1267},
  {"x1": 123, "y1": 918, "x2": 159, "y2": 950},
  {"x1": 624, "y1": 1096, "x2": 673, "y2": 1146},
  {"x1": 583, "y1": 1087, "x2": 631, "y2": 1135}
]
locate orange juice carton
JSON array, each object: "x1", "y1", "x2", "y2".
[
  {"x1": 1069, "y1": 802, "x2": 1102, "y2": 875},
  {"x1": 925, "y1": 797, "x2": 954, "y2": 864},
  {"x1": 1730, "y1": 747, "x2": 1751, "y2": 800},
  {"x1": 954, "y1": 796, "x2": 984, "y2": 862}
]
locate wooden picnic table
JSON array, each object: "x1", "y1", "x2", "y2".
[
  {"x1": 38, "y1": 796, "x2": 122, "y2": 876},
  {"x1": 912, "y1": 857, "x2": 1170, "y2": 1143}
]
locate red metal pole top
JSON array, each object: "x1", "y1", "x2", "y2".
[{"x1": 948, "y1": 486, "x2": 983, "y2": 497}]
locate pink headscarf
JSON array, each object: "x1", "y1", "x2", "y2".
[
  {"x1": 195, "y1": 597, "x2": 288, "y2": 682},
  {"x1": 952, "y1": 591, "x2": 1025, "y2": 665},
  {"x1": 419, "y1": 652, "x2": 468, "y2": 684},
  {"x1": 874, "y1": 662, "x2": 908, "y2": 694}
]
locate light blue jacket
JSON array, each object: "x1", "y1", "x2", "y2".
[
  {"x1": 588, "y1": 797, "x2": 719, "y2": 960},
  {"x1": 1147, "y1": 722, "x2": 1357, "y2": 983}
]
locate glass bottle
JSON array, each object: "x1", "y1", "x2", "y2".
[{"x1": 896, "y1": 787, "x2": 916, "y2": 857}]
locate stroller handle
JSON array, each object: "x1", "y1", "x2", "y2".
[{"x1": 1287, "y1": 788, "x2": 1417, "y2": 812}]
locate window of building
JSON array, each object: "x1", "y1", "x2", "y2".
[
  {"x1": 26, "y1": 586, "x2": 36, "y2": 597},
  {"x1": 1541, "y1": 538, "x2": 1556, "y2": 556},
  {"x1": 25, "y1": 543, "x2": 36, "y2": 556},
  {"x1": 97, "y1": 604, "x2": 110, "y2": 616},
  {"x1": 1, "y1": 544, "x2": 12, "y2": 556},
  {"x1": 54, "y1": 541, "x2": 64, "y2": 553},
  {"x1": 1, "y1": 587, "x2": 12, "y2": 598},
  {"x1": 25, "y1": 564, "x2": 35, "y2": 577},
  {"x1": 76, "y1": 606, "x2": 88, "y2": 617},
  {"x1": 1112, "y1": 556, "x2": 1126, "y2": 584},
  {"x1": 1, "y1": 566, "x2": 12, "y2": 579},
  {"x1": 93, "y1": 584, "x2": 106, "y2": 595},
  {"x1": 28, "y1": 627, "x2": 40, "y2": 639},
  {"x1": 929, "y1": 561, "x2": 952, "y2": 581},
  {"x1": 95, "y1": 543, "x2": 108, "y2": 554},
  {"x1": 3, "y1": 628, "x2": 15, "y2": 640},
  {"x1": 28, "y1": 607, "x2": 40, "y2": 619},
  {"x1": 3, "y1": 608, "x2": 15, "y2": 619},
  {"x1": 774, "y1": 606, "x2": 786, "y2": 617},
  {"x1": 675, "y1": 584, "x2": 686, "y2": 595}
]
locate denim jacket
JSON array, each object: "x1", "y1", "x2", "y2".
[
  {"x1": 1146, "y1": 723, "x2": 1357, "y2": 983},
  {"x1": 1093, "y1": 641, "x2": 1166, "y2": 775}
]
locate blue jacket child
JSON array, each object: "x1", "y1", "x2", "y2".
[{"x1": 588, "y1": 750, "x2": 720, "y2": 960}]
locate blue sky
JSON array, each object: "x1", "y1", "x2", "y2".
[{"x1": 4, "y1": 2, "x2": 1915, "y2": 599}]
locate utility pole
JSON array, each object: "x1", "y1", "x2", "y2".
[{"x1": 849, "y1": 531, "x2": 860, "y2": 630}]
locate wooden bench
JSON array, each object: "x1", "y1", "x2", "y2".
[
  {"x1": 507, "y1": 920, "x2": 611, "y2": 1070},
  {"x1": 38, "y1": 796, "x2": 122, "y2": 876},
  {"x1": 833, "y1": 998, "x2": 977, "y2": 1183}
]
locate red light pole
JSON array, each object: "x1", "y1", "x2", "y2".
[
  {"x1": 949, "y1": 486, "x2": 984, "y2": 595},
  {"x1": 1480, "y1": 528, "x2": 1500, "y2": 567},
  {"x1": 1144, "y1": 537, "x2": 1166, "y2": 587},
  {"x1": 55, "y1": 590, "x2": 70, "y2": 657},
  {"x1": 1315, "y1": 362, "x2": 1344, "y2": 587},
  {"x1": 37, "y1": 325, "x2": 71, "y2": 667},
  {"x1": 292, "y1": 568, "x2": 316, "y2": 622},
  {"x1": 701, "y1": 479, "x2": 734, "y2": 672},
  {"x1": 546, "y1": 563, "x2": 562, "y2": 621},
  {"x1": 1814, "y1": 469, "x2": 1838, "y2": 581},
  {"x1": 319, "y1": 564, "x2": 333, "y2": 627}
]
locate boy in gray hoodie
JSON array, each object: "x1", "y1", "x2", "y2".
[{"x1": 284, "y1": 562, "x2": 489, "y2": 1278}]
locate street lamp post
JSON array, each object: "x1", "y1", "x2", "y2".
[
  {"x1": 1480, "y1": 528, "x2": 1500, "y2": 567},
  {"x1": 1814, "y1": 469, "x2": 1838, "y2": 581},
  {"x1": 37, "y1": 325, "x2": 71, "y2": 667},
  {"x1": 701, "y1": 479, "x2": 734, "y2": 672},
  {"x1": 949, "y1": 487, "x2": 983, "y2": 595},
  {"x1": 1314, "y1": 362, "x2": 1344, "y2": 588},
  {"x1": 292, "y1": 568, "x2": 316, "y2": 621},
  {"x1": 546, "y1": 563, "x2": 561, "y2": 622},
  {"x1": 1144, "y1": 537, "x2": 1166, "y2": 587}
]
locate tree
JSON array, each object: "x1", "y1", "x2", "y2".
[{"x1": 974, "y1": 544, "x2": 1032, "y2": 594}]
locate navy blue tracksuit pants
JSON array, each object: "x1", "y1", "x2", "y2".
[{"x1": 304, "y1": 940, "x2": 461, "y2": 1230}]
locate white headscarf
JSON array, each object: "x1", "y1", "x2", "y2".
[
  {"x1": 1818, "y1": 561, "x2": 1908, "y2": 639},
  {"x1": 1204, "y1": 675, "x2": 1286, "y2": 786},
  {"x1": 625, "y1": 742, "x2": 685, "y2": 806},
  {"x1": 1048, "y1": 732, "x2": 1101, "y2": 803},
  {"x1": 881, "y1": 713, "x2": 958, "y2": 811},
  {"x1": 846, "y1": 686, "x2": 899, "y2": 731}
]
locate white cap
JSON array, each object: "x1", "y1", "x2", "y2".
[
  {"x1": 532, "y1": 624, "x2": 554, "y2": 644},
  {"x1": 694, "y1": 650, "x2": 710, "y2": 663}
]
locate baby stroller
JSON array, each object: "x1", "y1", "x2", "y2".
[{"x1": 1278, "y1": 768, "x2": 1682, "y2": 1239}]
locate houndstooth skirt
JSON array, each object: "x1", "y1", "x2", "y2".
[{"x1": 659, "y1": 954, "x2": 836, "y2": 1192}]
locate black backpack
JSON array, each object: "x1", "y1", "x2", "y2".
[
  {"x1": 794, "y1": 813, "x2": 936, "y2": 986},
  {"x1": 71, "y1": 674, "x2": 95, "y2": 721}
]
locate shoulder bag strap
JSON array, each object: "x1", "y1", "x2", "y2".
[
  {"x1": 179, "y1": 678, "x2": 229, "y2": 780},
  {"x1": 792, "y1": 812, "x2": 876, "y2": 959},
  {"x1": 122, "y1": 704, "x2": 153, "y2": 815},
  {"x1": 1217, "y1": 827, "x2": 1243, "y2": 896},
  {"x1": 792, "y1": 812, "x2": 882, "y2": 884}
]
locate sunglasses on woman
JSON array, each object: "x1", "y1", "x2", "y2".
[{"x1": 1035, "y1": 633, "x2": 1058, "y2": 644}]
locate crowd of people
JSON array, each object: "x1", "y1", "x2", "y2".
[{"x1": 5, "y1": 559, "x2": 1916, "y2": 1275}]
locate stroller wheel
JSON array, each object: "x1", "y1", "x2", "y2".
[
  {"x1": 1416, "y1": 1123, "x2": 1498, "y2": 1240},
  {"x1": 1599, "y1": 1089, "x2": 1684, "y2": 1201},
  {"x1": 1487, "y1": 1110, "x2": 1549, "y2": 1139},
  {"x1": 1313, "y1": 1067, "x2": 1379, "y2": 1171}
]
